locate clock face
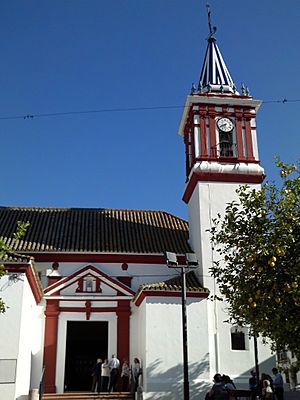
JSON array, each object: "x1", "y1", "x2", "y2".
[{"x1": 217, "y1": 117, "x2": 234, "y2": 132}]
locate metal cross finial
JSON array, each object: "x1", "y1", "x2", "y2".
[
  {"x1": 206, "y1": 3, "x2": 213, "y2": 34},
  {"x1": 206, "y1": 3, "x2": 216, "y2": 37}
]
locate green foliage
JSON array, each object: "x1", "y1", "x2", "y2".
[
  {"x1": 209, "y1": 159, "x2": 300, "y2": 358},
  {"x1": 0, "y1": 221, "x2": 30, "y2": 313}
]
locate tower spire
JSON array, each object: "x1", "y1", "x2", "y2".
[{"x1": 198, "y1": 4, "x2": 236, "y2": 94}]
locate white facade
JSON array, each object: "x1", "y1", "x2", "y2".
[{"x1": 0, "y1": 270, "x2": 44, "y2": 400}]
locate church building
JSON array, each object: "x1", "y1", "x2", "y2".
[{"x1": 0, "y1": 12, "x2": 275, "y2": 400}]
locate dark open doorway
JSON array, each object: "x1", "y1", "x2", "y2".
[{"x1": 64, "y1": 321, "x2": 108, "y2": 391}]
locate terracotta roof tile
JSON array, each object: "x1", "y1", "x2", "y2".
[
  {"x1": 139, "y1": 271, "x2": 209, "y2": 293},
  {"x1": 0, "y1": 206, "x2": 191, "y2": 254}
]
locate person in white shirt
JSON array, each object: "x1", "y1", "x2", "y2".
[{"x1": 108, "y1": 354, "x2": 120, "y2": 392}]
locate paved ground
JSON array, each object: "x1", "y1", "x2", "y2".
[{"x1": 285, "y1": 391, "x2": 300, "y2": 400}]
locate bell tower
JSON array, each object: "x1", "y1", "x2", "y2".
[{"x1": 178, "y1": 7, "x2": 264, "y2": 289}]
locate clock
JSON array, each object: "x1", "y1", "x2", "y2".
[{"x1": 217, "y1": 117, "x2": 234, "y2": 132}]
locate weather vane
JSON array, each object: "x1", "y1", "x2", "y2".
[{"x1": 206, "y1": 3, "x2": 217, "y2": 38}]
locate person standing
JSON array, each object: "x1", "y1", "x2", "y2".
[
  {"x1": 101, "y1": 359, "x2": 110, "y2": 392},
  {"x1": 91, "y1": 358, "x2": 102, "y2": 393},
  {"x1": 207, "y1": 374, "x2": 229, "y2": 400},
  {"x1": 262, "y1": 379, "x2": 274, "y2": 400},
  {"x1": 108, "y1": 354, "x2": 120, "y2": 392},
  {"x1": 249, "y1": 370, "x2": 258, "y2": 400},
  {"x1": 121, "y1": 359, "x2": 130, "y2": 391},
  {"x1": 272, "y1": 368, "x2": 284, "y2": 400},
  {"x1": 132, "y1": 357, "x2": 142, "y2": 393}
]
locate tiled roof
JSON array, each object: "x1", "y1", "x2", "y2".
[
  {"x1": 0, "y1": 252, "x2": 33, "y2": 263},
  {"x1": 0, "y1": 206, "x2": 191, "y2": 254},
  {"x1": 139, "y1": 271, "x2": 209, "y2": 293}
]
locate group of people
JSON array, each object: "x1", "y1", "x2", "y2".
[
  {"x1": 206, "y1": 367, "x2": 284, "y2": 400},
  {"x1": 206, "y1": 373, "x2": 237, "y2": 400},
  {"x1": 91, "y1": 354, "x2": 142, "y2": 394},
  {"x1": 249, "y1": 368, "x2": 284, "y2": 400}
]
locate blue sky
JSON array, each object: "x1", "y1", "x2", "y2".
[{"x1": 0, "y1": 0, "x2": 299, "y2": 220}]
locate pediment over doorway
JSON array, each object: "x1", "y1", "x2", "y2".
[{"x1": 44, "y1": 264, "x2": 135, "y2": 299}]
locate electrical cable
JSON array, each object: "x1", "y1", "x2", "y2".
[{"x1": 0, "y1": 98, "x2": 299, "y2": 121}]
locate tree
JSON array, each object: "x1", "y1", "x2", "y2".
[
  {"x1": 209, "y1": 160, "x2": 300, "y2": 359},
  {"x1": 0, "y1": 221, "x2": 30, "y2": 313}
]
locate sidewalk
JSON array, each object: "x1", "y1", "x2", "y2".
[{"x1": 285, "y1": 391, "x2": 300, "y2": 400}]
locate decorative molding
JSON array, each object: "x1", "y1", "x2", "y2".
[
  {"x1": 24, "y1": 253, "x2": 175, "y2": 264},
  {"x1": 183, "y1": 170, "x2": 265, "y2": 204},
  {"x1": 5, "y1": 263, "x2": 42, "y2": 304},
  {"x1": 44, "y1": 265, "x2": 135, "y2": 297}
]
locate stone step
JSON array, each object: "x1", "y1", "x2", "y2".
[{"x1": 42, "y1": 392, "x2": 133, "y2": 400}]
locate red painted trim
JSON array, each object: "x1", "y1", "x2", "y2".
[
  {"x1": 117, "y1": 300, "x2": 131, "y2": 365},
  {"x1": 235, "y1": 108, "x2": 244, "y2": 160},
  {"x1": 59, "y1": 307, "x2": 117, "y2": 313},
  {"x1": 85, "y1": 300, "x2": 91, "y2": 320},
  {"x1": 43, "y1": 300, "x2": 59, "y2": 393},
  {"x1": 49, "y1": 297, "x2": 132, "y2": 302},
  {"x1": 183, "y1": 171, "x2": 265, "y2": 204},
  {"x1": 134, "y1": 290, "x2": 209, "y2": 307},
  {"x1": 117, "y1": 276, "x2": 133, "y2": 288},
  {"x1": 190, "y1": 114, "x2": 195, "y2": 167},
  {"x1": 208, "y1": 107, "x2": 217, "y2": 157},
  {"x1": 184, "y1": 125, "x2": 190, "y2": 178},
  {"x1": 5, "y1": 263, "x2": 42, "y2": 304},
  {"x1": 199, "y1": 107, "x2": 208, "y2": 157},
  {"x1": 44, "y1": 264, "x2": 135, "y2": 296},
  {"x1": 192, "y1": 157, "x2": 260, "y2": 164},
  {"x1": 244, "y1": 114, "x2": 254, "y2": 160},
  {"x1": 24, "y1": 253, "x2": 172, "y2": 264}
]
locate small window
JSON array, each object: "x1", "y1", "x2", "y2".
[{"x1": 231, "y1": 327, "x2": 248, "y2": 350}]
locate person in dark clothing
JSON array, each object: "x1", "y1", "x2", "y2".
[
  {"x1": 249, "y1": 370, "x2": 258, "y2": 400},
  {"x1": 207, "y1": 373, "x2": 229, "y2": 400},
  {"x1": 91, "y1": 358, "x2": 102, "y2": 393},
  {"x1": 272, "y1": 368, "x2": 284, "y2": 400}
]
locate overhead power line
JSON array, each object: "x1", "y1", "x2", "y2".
[{"x1": 0, "y1": 98, "x2": 299, "y2": 121}]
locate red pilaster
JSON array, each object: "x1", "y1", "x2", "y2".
[
  {"x1": 244, "y1": 111, "x2": 254, "y2": 160},
  {"x1": 199, "y1": 107, "x2": 208, "y2": 157},
  {"x1": 43, "y1": 300, "x2": 60, "y2": 393},
  {"x1": 189, "y1": 114, "x2": 195, "y2": 166},
  {"x1": 116, "y1": 300, "x2": 131, "y2": 363},
  {"x1": 235, "y1": 108, "x2": 244, "y2": 160},
  {"x1": 184, "y1": 125, "x2": 190, "y2": 178},
  {"x1": 208, "y1": 106, "x2": 217, "y2": 157}
]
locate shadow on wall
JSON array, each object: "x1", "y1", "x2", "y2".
[
  {"x1": 146, "y1": 354, "x2": 211, "y2": 400},
  {"x1": 144, "y1": 353, "x2": 277, "y2": 400}
]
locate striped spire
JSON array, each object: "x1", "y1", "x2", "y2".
[
  {"x1": 198, "y1": 5, "x2": 237, "y2": 94},
  {"x1": 198, "y1": 36, "x2": 236, "y2": 94}
]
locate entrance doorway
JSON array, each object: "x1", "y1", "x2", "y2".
[{"x1": 64, "y1": 321, "x2": 108, "y2": 391}]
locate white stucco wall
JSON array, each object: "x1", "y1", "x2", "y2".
[
  {"x1": 188, "y1": 180, "x2": 275, "y2": 387},
  {"x1": 188, "y1": 181, "x2": 261, "y2": 290},
  {"x1": 0, "y1": 271, "x2": 44, "y2": 400},
  {"x1": 140, "y1": 296, "x2": 209, "y2": 400},
  {"x1": 130, "y1": 301, "x2": 146, "y2": 368},
  {"x1": 0, "y1": 273, "x2": 24, "y2": 400}
]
